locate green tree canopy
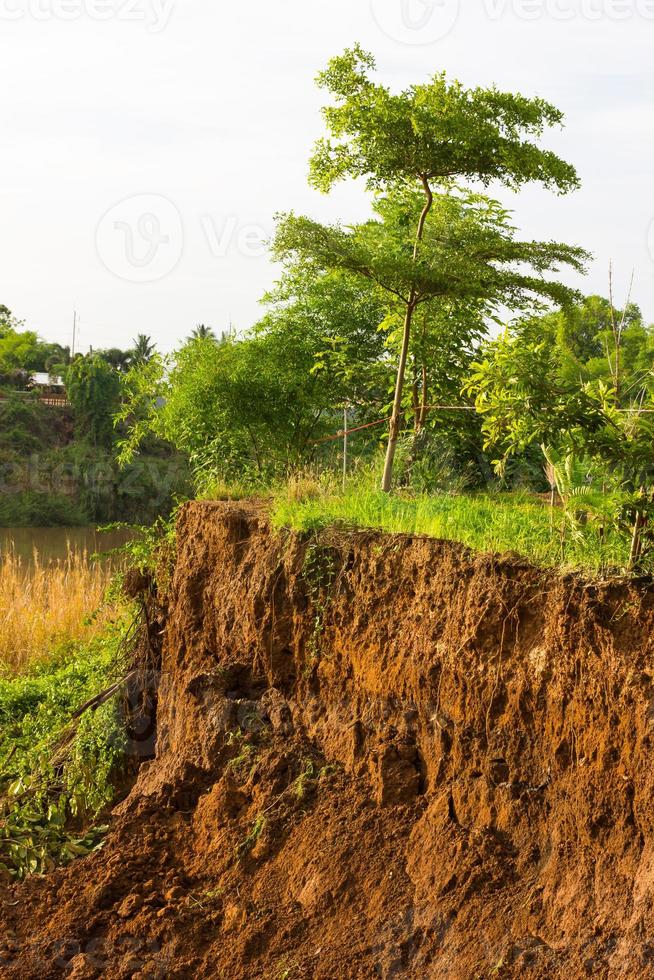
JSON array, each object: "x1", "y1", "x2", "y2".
[
  {"x1": 307, "y1": 46, "x2": 582, "y2": 490},
  {"x1": 511, "y1": 295, "x2": 654, "y2": 401},
  {"x1": 465, "y1": 316, "x2": 654, "y2": 567},
  {"x1": 117, "y1": 325, "x2": 363, "y2": 485},
  {"x1": 97, "y1": 347, "x2": 132, "y2": 373},
  {"x1": 65, "y1": 355, "x2": 121, "y2": 448},
  {"x1": 310, "y1": 45, "x2": 579, "y2": 195},
  {"x1": 259, "y1": 265, "x2": 388, "y2": 412},
  {"x1": 190, "y1": 324, "x2": 217, "y2": 341},
  {"x1": 130, "y1": 334, "x2": 156, "y2": 367}
]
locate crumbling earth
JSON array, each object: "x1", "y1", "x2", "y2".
[{"x1": 3, "y1": 502, "x2": 654, "y2": 978}]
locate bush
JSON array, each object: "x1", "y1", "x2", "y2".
[
  {"x1": 0, "y1": 491, "x2": 88, "y2": 527},
  {"x1": 0, "y1": 626, "x2": 128, "y2": 878}
]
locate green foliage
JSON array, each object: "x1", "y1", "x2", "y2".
[
  {"x1": 190, "y1": 324, "x2": 217, "y2": 342},
  {"x1": 464, "y1": 320, "x2": 607, "y2": 465},
  {"x1": 309, "y1": 45, "x2": 579, "y2": 194},
  {"x1": 292, "y1": 758, "x2": 318, "y2": 801},
  {"x1": 0, "y1": 306, "x2": 69, "y2": 373},
  {"x1": 0, "y1": 392, "x2": 53, "y2": 452},
  {"x1": 0, "y1": 438, "x2": 189, "y2": 527},
  {"x1": 465, "y1": 301, "x2": 654, "y2": 567},
  {"x1": 130, "y1": 334, "x2": 156, "y2": 367},
  {"x1": 0, "y1": 491, "x2": 88, "y2": 527},
  {"x1": 226, "y1": 729, "x2": 258, "y2": 774},
  {"x1": 293, "y1": 43, "x2": 584, "y2": 491},
  {"x1": 533, "y1": 295, "x2": 654, "y2": 400},
  {"x1": 0, "y1": 626, "x2": 127, "y2": 879},
  {"x1": 467, "y1": 322, "x2": 654, "y2": 495},
  {"x1": 96, "y1": 347, "x2": 132, "y2": 373},
  {"x1": 112, "y1": 53, "x2": 587, "y2": 497},
  {"x1": 273, "y1": 190, "x2": 587, "y2": 318},
  {"x1": 66, "y1": 355, "x2": 121, "y2": 448},
  {"x1": 260, "y1": 266, "x2": 388, "y2": 412},
  {"x1": 103, "y1": 513, "x2": 177, "y2": 585},
  {"x1": 116, "y1": 324, "x2": 364, "y2": 487},
  {"x1": 236, "y1": 814, "x2": 266, "y2": 858},
  {"x1": 0, "y1": 329, "x2": 42, "y2": 372}
]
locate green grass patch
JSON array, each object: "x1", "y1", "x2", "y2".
[{"x1": 271, "y1": 488, "x2": 633, "y2": 574}]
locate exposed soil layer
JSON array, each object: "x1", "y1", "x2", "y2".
[{"x1": 3, "y1": 501, "x2": 654, "y2": 978}]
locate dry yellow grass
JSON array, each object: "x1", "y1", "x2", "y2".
[{"x1": 0, "y1": 548, "x2": 117, "y2": 673}]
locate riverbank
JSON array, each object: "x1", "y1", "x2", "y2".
[
  {"x1": 3, "y1": 500, "x2": 654, "y2": 977},
  {"x1": 0, "y1": 526, "x2": 133, "y2": 564},
  {"x1": 0, "y1": 391, "x2": 190, "y2": 527},
  {"x1": 0, "y1": 536, "x2": 125, "y2": 672}
]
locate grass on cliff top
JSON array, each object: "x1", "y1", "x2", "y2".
[{"x1": 271, "y1": 485, "x2": 631, "y2": 575}]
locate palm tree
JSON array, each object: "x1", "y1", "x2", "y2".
[
  {"x1": 130, "y1": 334, "x2": 155, "y2": 366},
  {"x1": 100, "y1": 347, "x2": 132, "y2": 373},
  {"x1": 190, "y1": 323, "x2": 216, "y2": 341}
]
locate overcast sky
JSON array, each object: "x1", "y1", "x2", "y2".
[{"x1": 1, "y1": 0, "x2": 653, "y2": 354}]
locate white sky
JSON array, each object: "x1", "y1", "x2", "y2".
[{"x1": 1, "y1": 0, "x2": 654, "y2": 354}]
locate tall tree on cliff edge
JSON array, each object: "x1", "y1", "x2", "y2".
[
  {"x1": 273, "y1": 190, "x2": 588, "y2": 463},
  {"x1": 308, "y1": 45, "x2": 582, "y2": 491}
]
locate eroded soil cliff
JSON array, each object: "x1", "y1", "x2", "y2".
[{"x1": 3, "y1": 501, "x2": 654, "y2": 978}]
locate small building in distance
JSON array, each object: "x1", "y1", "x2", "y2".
[{"x1": 30, "y1": 372, "x2": 66, "y2": 395}]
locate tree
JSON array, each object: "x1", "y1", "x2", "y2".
[
  {"x1": 65, "y1": 355, "x2": 121, "y2": 448},
  {"x1": 0, "y1": 329, "x2": 41, "y2": 372},
  {"x1": 117, "y1": 327, "x2": 355, "y2": 486},
  {"x1": 98, "y1": 347, "x2": 132, "y2": 373},
  {"x1": 190, "y1": 324, "x2": 217, "y2": 341},
  {"x1": 512, "y1": 293, "x2": 654, "y2": 402},
  {"x1": 0, "y1": 305, "x2": 18, "y2": 336},
  {"x1": 0, "y1": 307, "x2": 69, "y2": 374},
  {"x1": 259, "y1": 265, "x2": 389, "y2": 417},
  {"x1": 464, "y1": 319, "x2": 606, "y2": 465},
  {"x1": 130, "y1": 334, "x2": 155, "y2": 367},
  {"x1": 465, "y1": 318, "x2": 654, "y2": 568},
  {"x1": 308, "y1": 45, "x2": 581, "y2": 491},
  {"x1": 274, "y1": 188, "x2": 587, "y2": 480},
  {"x1": 116, "y1": 260, "x2": 396, "y2": 487}
]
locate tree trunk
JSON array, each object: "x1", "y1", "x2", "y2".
[
  {"x1": 381, "y1": 301, "x2": 416, "y2": 492},
  {"x1": 629, "y1": 508, "x2": 647, "y2": 570},
  {"x1": 381, "y1": 176, "x2": 433, "y2": 493},
  {"x1": 419, "y1": 364, "x2": 428, "y2": 431}
]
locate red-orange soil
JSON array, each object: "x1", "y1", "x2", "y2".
[{"x1": 3, "y1": 502, "x2": 654, "y2": 978}]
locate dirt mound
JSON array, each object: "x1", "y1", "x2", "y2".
[{"x1": 3, "y1": 501, "x2": 654, "y2": 978}]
